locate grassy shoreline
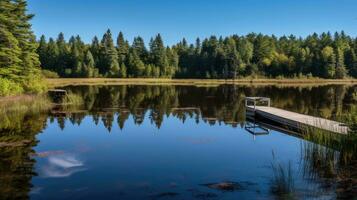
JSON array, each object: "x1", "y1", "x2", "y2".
[
  {"x1": 1, "y1": 78, "x2": 357, "y2": 100},
  {"x1": 46, "y1": 78, "x2": 357, "y2": 87}
]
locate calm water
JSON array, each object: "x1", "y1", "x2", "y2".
[{"x1": 1, "y1": 84, "x2": 356, "y2": 200}]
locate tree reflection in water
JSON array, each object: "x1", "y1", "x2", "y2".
[{"x1": 0, "y1": 84, "x2": 356, "y2": 199}]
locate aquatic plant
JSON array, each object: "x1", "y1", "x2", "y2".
[
  {"x1": 0, "y1": 95, "x2": 52, "y2": 133},
  {"x1": 62, "y1": 92, "x2": 84, "y2": 106},
  {"x1": 301, "y1": 126, "x2": 357, "y2": 199},
  {"x1": 270, "y1": 152, "x2": 296, "y2": 199}
]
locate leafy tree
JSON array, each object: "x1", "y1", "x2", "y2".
[
  {"x1": 335, "y1": 48, "x2": 347, "y2": 78},
  {"x1": 321, "y1": 46, "x2": 336, "y2": 78},
  {"x1": 119, "y1": 62, "x2": 127, "y2": 78}
]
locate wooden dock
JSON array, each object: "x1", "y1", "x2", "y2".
[{"x1": 245, "y1": 97, "x2": 349, "y2": 134}]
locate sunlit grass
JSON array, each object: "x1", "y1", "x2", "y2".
[
  {"x1": 0, "y1": 94, "x2": 52, "y2": 140},
  {"x1": 46, "y1": 78, "x2": 357, "y2": 88}
]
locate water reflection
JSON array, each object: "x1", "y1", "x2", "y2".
[
  {"x1": 40, "y1": 153, "x2": 85, "y2": 178},
  {"x1": 49, "y1": 84, "x2": 357, "y2": 131},
  {"x1": 0, "y1": 84, "x2": 356, "y2": 199}
]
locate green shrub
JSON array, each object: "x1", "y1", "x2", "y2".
[
  {"x1": 0, "y1": 78, "x2": 24, "y2": 96},
  {"x1": 21, "y1": 75, "x2": 47, "y2": 94},
  {"x1": 42, "y1": 70, "x2": 59, "y2": 78}
]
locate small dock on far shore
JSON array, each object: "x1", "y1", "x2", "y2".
[{"x1": 245, "y1": 97, "x2": 349, "y2": 135}]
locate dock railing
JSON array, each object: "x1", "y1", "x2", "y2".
[{"x1": 245, "y1": 97, "x2": 271, "y2": 110}]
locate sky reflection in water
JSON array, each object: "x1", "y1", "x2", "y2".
[{"x1": 2, "y1": 85, "x2": 356, "y2": 199}]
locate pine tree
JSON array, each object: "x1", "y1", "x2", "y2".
[
  {"x1": 69, "y1": 41, "x2": 81, "y2": 77},
  {"x1": 166, "y1": 47, "x2": 178, "y2": 78},
  {"x1": 90, "y1": 36, "x2": 101, "y2": 67},
  {"x1": 100, "y1": 29, "x2": 119, "y2": 77},
  {"x1": 150, "y1": 34, "x2": 168, "y2": 77},
  {"x1": 0, "y1": 0, "x2": 44, "y2": 94},
  {"x1": 345, "y1": 48, "x2": 357, "y2": 77},
  {"x1": 46, "y1": 38, "x2": 59, "y2": 72},
  {"x1": 56, "y1": 32, "x2": 69, "y2": 74},
  {"x1": 32, "y1": 29, "x2": 357, "y2": 80},
  {"x1": 0, "y1": 0, "x2": 22, "y2": 81},
  {"x1": 0, "y1": 25, "x2": 22, "y2": 81},
  {"x1": 128, "y1": 49, "x2": 145, "y2": 77},
  {"x1": 84, "y1": 50, "x2": 96, "y2": 77},
  {"x1": 37, "y1": 35, "x2": 48, "y2": 69},
  {"x1": 132, "y1": 36, "x2": 148, "y2": 62},
  {"x1": 12, "y1": 0, "x2": 42, "y2": 84},
  {"x1": 117, "y1": 32, "x2": 129, "y2": 64}
]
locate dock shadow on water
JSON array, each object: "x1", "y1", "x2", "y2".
[{"x1": 0, "y1": 84, "x2": 356, "y2": 199}]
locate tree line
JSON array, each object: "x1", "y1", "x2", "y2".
[
  {"x1": 38, "y1": 30, "x2": 357, "y2": 79},
  {"x1": 0, "y1": 0, "x2": 45, "y2": 96},
  {"x1": 38, "y1": 31, "x2": 177, "y2": 78}
]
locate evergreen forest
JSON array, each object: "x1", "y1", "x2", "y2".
[{"x1": 38, "y1": 30, "x2": 357, "y2": 79}]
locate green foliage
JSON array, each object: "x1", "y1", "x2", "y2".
[
  {"x1": 0, "y1": 0, "x2": 45, "y2": 96},
  {"x1": 0, "y1": 78, "x2": 23, "y2": 96},
  {"x1": 21, "y1": 75, "x2": 47, "y2": 93},
  {"x1": 128, "y1": 49, "x2": 145, "y2": 77},
  {"x1": 42, "y1": 69, "x2": 59, "y2": 78},
  {"x1": 119, "y1": 62, "x2": 127, "y2": 78},
  {"x1": 35, "y1": 30, "x2": 357, "y2": 79},
  {"x1": 321, "y1": 46, "x2": 336, "y2": 78}
]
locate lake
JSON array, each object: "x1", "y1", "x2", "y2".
[{"x1": 1, "y1": 84, "x2": 356, "y2": 199}]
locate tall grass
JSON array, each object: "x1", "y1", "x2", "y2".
[
  {"x1": 0, "y1": 95, "x2": 52, "y2": 134},
  {"x1": 301, "y1": 125, "x2": 357, "y2": 198},
  {"x1": 62, "y1": 92, "x2": 84, "y2": 106},
  {"x1": 270, "y1": 152, "x2": 296, "y2": 199}
]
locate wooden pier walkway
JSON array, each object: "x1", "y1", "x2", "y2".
[{"x1": 245, "y1": 97, "x2": 349, "y2": 134}]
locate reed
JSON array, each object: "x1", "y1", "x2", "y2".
[
  {"x1": 62, "y1": 92, "x2": 84, "y2": 106},
  {"x1": 270, "y1": 152, "x2": 296, "y2": 199}
]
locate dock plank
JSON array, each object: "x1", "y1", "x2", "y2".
[{"x1": 247, "y1": 106, "x2": 349, "y2": 134}]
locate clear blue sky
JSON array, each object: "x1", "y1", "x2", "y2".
[{"x1": 28, "y1": 0, "x2": 357, "y2": 45}]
